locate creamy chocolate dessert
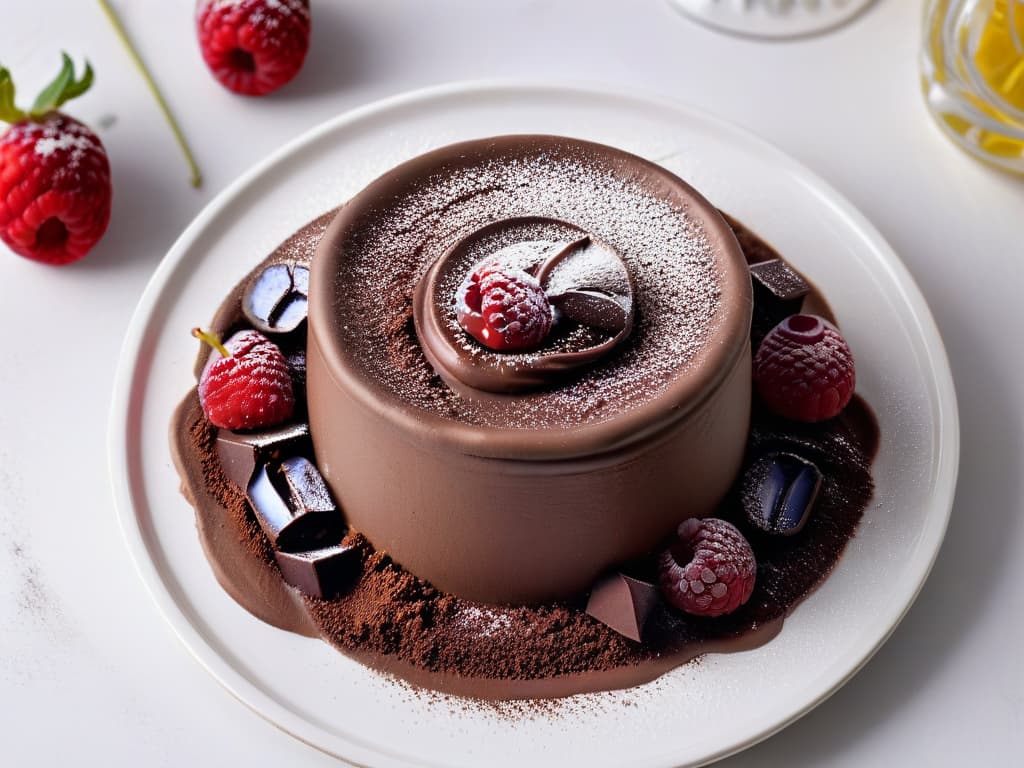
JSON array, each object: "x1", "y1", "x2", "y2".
[
  {"x1": 171, "y1": 136, "x2": 878, "y2": 700},
  {"x1": 308, "y1": 136, "x2": 752, "y2": 604}
]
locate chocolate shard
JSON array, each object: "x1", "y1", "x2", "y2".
[
  {"x1": 749, "y1": 259, "x2": 810, "y2": 348},
  {"x1": 246, "y1": 457, "x2": 344, "y2": 552},
  {"x1": 742, "y1": 451, "x2": 822, "y2": 536},
  {"x1": 550, "y1": 289, "x2": 630, "y2": 333},
  {"x1": 275, "y1": 542, "x2": 359, "y2": 598},
  {"x1": 216, "y1": 423, "x2": 311, "y2": 491},
  {"x1": 537, "y1": 235, "x2": 634, "y2": 337},
  {"x1": 585, "y1": 572, "x2": 659, "y2": 642},
  {"x1": 242, "y1": 262, "x2": 310, "y2": 335},
  {"x1": 750, "y1": 259, "x2": 810, "y2": 302}
]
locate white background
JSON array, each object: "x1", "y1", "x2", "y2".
[{"x1": 0, "y1": 1, "x2": 1021, "y2": 765}]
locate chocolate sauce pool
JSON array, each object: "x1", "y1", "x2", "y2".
[{"x1": 170, "y1": 211, "x2": 878, "y2": 700}]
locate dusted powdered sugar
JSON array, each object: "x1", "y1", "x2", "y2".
[
  {"x1": 8, "y1": 118, "x2": 106, "y2": 179},
  {"x1": 331, "y1": 143, "x2": 726, "y2": 430},
  {"x1": 543, "y1": 241, "x2": 632, "y2": 301}
]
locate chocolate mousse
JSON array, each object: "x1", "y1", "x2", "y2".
[
  {"x1": 170, "y1": 136, "x2": 879, "y2": 700},
  {"x1": 307, "y1": 136, "x2": 753, "y2": 605}
]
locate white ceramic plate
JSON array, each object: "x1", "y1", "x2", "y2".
[{"x1": 109, "y1": 83, "x2": 958, "y2": 768}]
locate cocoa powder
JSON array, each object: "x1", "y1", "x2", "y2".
[
  {"x1": 188, "y1": 405, "x2": 275, "y2": 566},
  {"x1": 183, "y1": 393, "x2": 877, "y2": 682}
]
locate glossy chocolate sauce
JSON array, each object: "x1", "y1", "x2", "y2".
[{"x1": 170, "y1": 210, "x2": 879, "y2": 700}]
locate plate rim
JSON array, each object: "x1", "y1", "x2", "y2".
[{"x1": 108, "y1": 79, "x2": 960, "y2": 768}]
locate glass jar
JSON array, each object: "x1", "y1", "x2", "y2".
[
  {"x1": 922, "y1": 0, "x2": 1024, "y2": 173},
  {"x1": 666, "y1": 0, "x2": 877, "y2": 39}
]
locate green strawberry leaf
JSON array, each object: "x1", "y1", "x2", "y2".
[
  {"x1": 29, "y1": 52, "x2": 94, "y2": 118},
  {"x1": 62, "y1": 60, "x2": 94, "y2": 102},
  {"x1": 0, "y1": 67, "x2": 27, "y2": 124},
  {"x1": 30, "y1": 53, "x2": 74, "y2": 115}
]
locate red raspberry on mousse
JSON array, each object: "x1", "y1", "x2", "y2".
[
  {"x1": 456, "y1": 257, "x2": 553, "y2": 352},
  {"x1": 753, "y1": 314, "x2": 856, "y2": 423}
]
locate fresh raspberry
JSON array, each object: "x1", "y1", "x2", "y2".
[
  {"x1": 195, "y1": 328, "x2": 295, "y2": 430},
  {"x1": 658, "y1": 518, "x2": 756, "y2": 618},
  {"x1": 0, "y1": 58, "x2": 111, "y2": 265},
  {"x1": 197, "y1": 0, "x2": 311, "y2": 96},
  {"x1": 456, "y1": 257, "x2": 553, "y2": 352},
  {"x1": 753, "y1": 314, "x2": 856, "y2": 422}
]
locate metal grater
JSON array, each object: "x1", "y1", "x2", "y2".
[{"x1": 666, "y1": 0, "x2": 877, "y2": 38}]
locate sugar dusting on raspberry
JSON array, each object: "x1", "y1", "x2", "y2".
[
  {"x1": 15, "y1": 118, "x2": 105, "y2": 174},
  {"x1": 34, "y1": 132, "x2": 94, "y2": 159},
  {"x1": 330, "y1": 142, "x2": 726, "y2": 430},
  {"x1": 203, "y1": 0, "x2": 310, "y2": 28},
  {"x1": 205, "y1": 0, "x2": 307, "y2": 12}
]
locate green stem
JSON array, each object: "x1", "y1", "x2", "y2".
[
  {"x1": 192, "y1": 327, "x2": 230, "y2": 358},
  {"x1": 98, "y1": 0, "x2": 202, "y2": 188}
]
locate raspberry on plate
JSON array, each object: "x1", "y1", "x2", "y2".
[
  {"x1": 456, "y1": 256, "x2": 553, "y2": 352},
  {"x1": 753, "y1": 313, "x2": 856, "y2": 423},
  {"x1": 0, "y1": 55, "x2": 111, "y2": 265},
  {"x1": 196, "y1": 0, "x2": 312, "y2": 96},
  {"x1": 194, "y1": 327, "x2": 295, "y2": 430},
  {"x1": 658, "y1": 518, "x2": 756, "y2": 617}
]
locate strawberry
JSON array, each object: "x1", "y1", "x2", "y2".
[
  {"x1": 456, "y1": 256, "x2": 553, "y2": 352},
  {"x1": 193, "y1": 327, "x2": 295, "y2": 430},
  {"x1": 196, "y1": 0, "x2": 312, "y2": 96},
  {"x1": 0, "y1": 55, "x2": 111, "y2": 265}
]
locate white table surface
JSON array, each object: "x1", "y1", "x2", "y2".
[{"x1": 1, "y1": 1, "x2": 1021, "y2": 765}]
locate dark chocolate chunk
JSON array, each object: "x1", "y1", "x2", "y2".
[
  {"x1": 585, "y1": 572, "x2": 659, "y2": 642},
  {"x1": 291, "y1": 264, "x2": 309, "y2": 294},
  {"x1": 242, "y1": 262, "x2": 309, "y2": 335},
  {"x1": 749, "y1": 259, "x2": 810, "y2": 348},
  {"x1": 275, "y1": 543, "x2": 359, "y2": 598},
  {"x1": 750, "y1": 259, "x2": 810, "y2": 302},
  {"x1": 550, "y1": 289, "x2": 630, "y2": 333},
  {"x1": 536, "y1": 235, "x2": 635, "y2": 336},
  {"x1": 216, "y1": 423, "x2": 311, "y2": 491},
  {"x1": 284, "y1": 346, "x2": 306, "y2": 391},
  {"x1": 742, "y1": 452, "x2": 822, "y2": 536},
  {"x1": 246, "y1": 457, "x2": 344, "y2": 552}
]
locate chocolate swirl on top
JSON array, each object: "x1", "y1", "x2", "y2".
[{"x1": 414, "y1": 217, "x2": 636, "y2": 394}]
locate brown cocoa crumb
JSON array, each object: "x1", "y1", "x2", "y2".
[{"x1": 187, "y1": 404, "x2": 275, "y2": 567}]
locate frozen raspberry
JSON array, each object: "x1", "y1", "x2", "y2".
[
  {"x1": 194, "y1": 328, "x2": 295, "y2": 430},
  {"x1": 658, "y1": 518, "x2": 756, "y2": 617},
  {"x1": 0, "y1": 57, "x2": 111, "y2": 265},
  {"x1": 196, "y1": 0, "x2": 311, "y2": 96},
  {"x1": 456, "y1": 257, "x2": 552, "y2": 352},
  {"x1": 753, "y1": 314, "x2": 856, "y2": 422}
]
